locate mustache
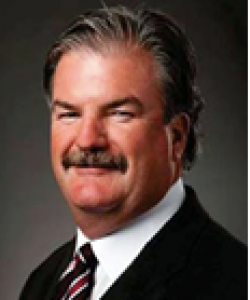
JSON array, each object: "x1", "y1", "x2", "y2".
[{"x1": 62, "y1": 149, "x2": 128, "y2": 173}]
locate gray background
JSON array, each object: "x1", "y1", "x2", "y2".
[{"x1": 0, "y1": 0, "x2": 247, "y2": 299}]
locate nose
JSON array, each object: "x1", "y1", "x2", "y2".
[{"x1": 75, "y1": 116, "x2": 108, "y2": 150}]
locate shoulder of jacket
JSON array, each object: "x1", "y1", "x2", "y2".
[{"x1": 26, "y1": 238, "x2": 75, "y2": 283}]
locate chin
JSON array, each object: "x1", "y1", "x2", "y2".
[
  {"x1": 67, "y1": 190, "x2": 123, "y2": 214},
  {"x1": 75, "y1": 201, "x2": 121, "y2": 215},
  {"x1": 69, "y1": 199, "x2": 123, "y2": 217}
]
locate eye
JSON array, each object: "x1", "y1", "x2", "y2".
[
  {"x1": 111, "y1": 110, "x2": 135, "y2": 122},
  {"x1": 58, "y1": 111, "x2": 79, "y2": 119},
  {"x1": 53, "y1": 110, "x2": 81, "y2": 124}
]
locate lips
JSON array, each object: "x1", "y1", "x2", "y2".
[{"x1": 72, "y1": 166, "x2": 117, "y2": 176}]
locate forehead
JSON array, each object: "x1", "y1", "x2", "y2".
[{"x1": 52, "y1": 45, "x2": 164, "y2": 107}]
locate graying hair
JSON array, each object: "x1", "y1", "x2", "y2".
[{"x1": 43, "y1": 5, "x2": 204, "y2": 170}]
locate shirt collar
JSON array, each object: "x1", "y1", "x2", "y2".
[{"x1": 76, "y1": 178, "x2": 185, "y2": 283}]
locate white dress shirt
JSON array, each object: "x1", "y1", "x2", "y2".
[{"x1": 75, "y1": 178, "x2": 185, "y2": 299}]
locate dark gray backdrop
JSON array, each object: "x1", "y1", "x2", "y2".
[{"x1": 0, "y1": 0, "x2": 247, "y2": 299}]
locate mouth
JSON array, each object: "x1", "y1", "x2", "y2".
[{"x1": 71, "y1": 166, "x2": 118, "y2": 176}]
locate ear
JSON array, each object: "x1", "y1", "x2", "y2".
[{"x1": 169, "y1": 113, "x2": 190, "y2": 162}]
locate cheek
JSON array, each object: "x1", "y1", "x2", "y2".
[
  {"x1": 51, "y1": 129, "x2": 62, "y2": 158},
  {"x1": 147, "y1": 136, "x2": 170, "y2": 170},
  {"x1": 116, "y1": 123, "x2": 171, "y2": 168},
  {"x1": 51, "y1": 125, "x2": 74, "y2": 157}
]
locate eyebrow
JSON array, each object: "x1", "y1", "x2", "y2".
[
  {"x1": 51, "y1": 100, "x2": 78, "y2": 112},
  {"x1": 104, "y1": 96, "x2": 143, "y2": 111},
  {"x1": 51, "y1": 96, "x2": 143, "y2": 112}
]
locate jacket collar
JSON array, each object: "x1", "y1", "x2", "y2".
[
  {"x1": 101, "y1": 186, "x2": 208, "y2": 300},
  {"x1": 45, "y1": 238, "x2": 75, "y2": 300}
]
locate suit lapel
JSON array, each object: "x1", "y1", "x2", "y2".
[
  {"x1": 101, "y1": 187, "x2": 208, "y2": 300},
  {"x1": 44, "y1": 239, "x2": 75, "y2": 300}
]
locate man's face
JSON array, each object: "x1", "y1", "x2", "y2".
[{"x1": 51, "y1": 46, "x2": 184, "y2": 237}]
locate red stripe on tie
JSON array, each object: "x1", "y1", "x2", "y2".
[
  {"x1": 54, "y1": 243, "x2": 98, "y2": 300},
  {"x1": 68, "y1": 273, "x2": 89, "y2": 296}
]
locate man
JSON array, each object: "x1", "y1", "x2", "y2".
[{"x1": 20, "y1": 6, "x2": 246, "y2": 300}]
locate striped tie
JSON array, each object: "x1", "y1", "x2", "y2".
[{"x1": 54, "y1": 243, "x2": 98, "y2": 300}]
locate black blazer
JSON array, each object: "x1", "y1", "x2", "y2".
[{"x1": 20, "y1": 187, "x2": 247, "y2": 299}]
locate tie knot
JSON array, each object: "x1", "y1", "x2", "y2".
[{"x1": 80, "y1": 243, "x2": 98, "y2": 270}]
